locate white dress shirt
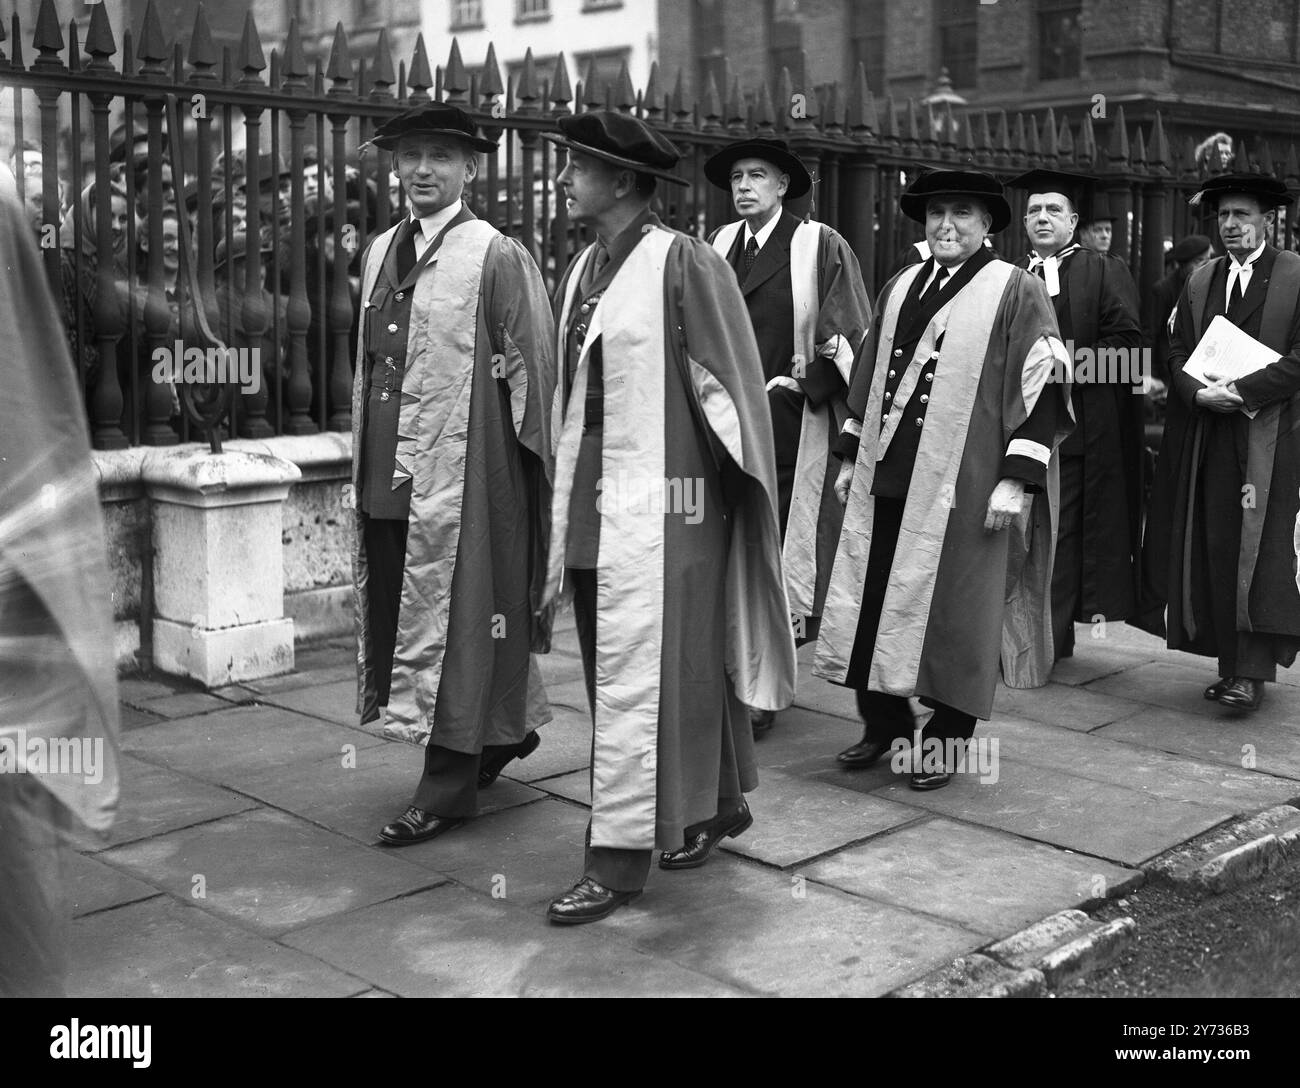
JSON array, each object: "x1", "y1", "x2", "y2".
[
  {"x1": 744, "y1": 209, "x2": 782, "y2": 253},
  {"x1": 1226, "y1": 240, "x2": 1266, "y2": 308},
  {"x1": 408, "y1": 200, "x2": 464, "y2": 260}
]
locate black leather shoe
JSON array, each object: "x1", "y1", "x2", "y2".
[
  {"x1": 477, "y1": 730, "x2": 541, "y2": 789},
  {"x1": 546, "y1": 878, "x2": 641, "y2": 925},
  {"x1": 658, "y1": 801, "x2": 753, "y2": 870},
  {"x1": 377, "y1": 806, "x2": 465, "y2": 846},
  {"x1": 1217, "y1": 678, "x2": 1265, "y2": 711},
  {"x1": 910, "y1": 770, "x2": 952, "y2": 791},
  {"x1": 836, "y1": 735, "x2": 893, "y2": 769},
  {"x1": 1204, "y1": 677, "x2": 1232, "y2": 701},
  {"x1": 749, "y1": 707, "x2": 776, "y2": 736}
]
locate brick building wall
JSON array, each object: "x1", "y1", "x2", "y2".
[{"x1": 656, "y1": 0, "x2": 1300, "y2": 150}]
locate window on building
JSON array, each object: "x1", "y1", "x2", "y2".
[
  {"x1": 695, "y1": 0, "x2": 727, "y2": 98},
  {"x1": 582, "y1": 0, "x2": 624, "y2": 10},
  {"x1": 770, "y1": 2, "x2": 805, "y2": 90},
  {"x1": 850, "y1": 0, "x2": 886, "y2": 87},
  {"x1": 450, "y1": 0, "x2": 483, "y2": 30},
  {"x1": 356, "y1": 0, "x2": 382, "y2": 23},
  {"x1": 935, "y1": 0, "x2": 978, "y2": 89},
  {"x1": 1038, "y1": 0, "x2": 1082, "y2": 80},
  {"x1": 507, "y1": 55, "x2": 559, "y2": 97},
  {"x1": 516, "y1": 0, "x2": 552, "y2": 21},
  {"x1": 575, "y1": 48, "x2": 632, "y2": 92}
]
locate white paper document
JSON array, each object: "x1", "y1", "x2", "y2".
[{"x1": 1182, "y1": 315, "x2": 1278, "y2": 419}]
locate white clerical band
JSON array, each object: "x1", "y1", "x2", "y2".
[
  {"x1": 766, "y1": 375, "x2": 802, "y2": 393},
  {"x1": 843, "y1": 417, "x2": 863, "y2": 439},
  {"x1": 1006, "y1": 438, "x2": 1050, "y2": 466}
]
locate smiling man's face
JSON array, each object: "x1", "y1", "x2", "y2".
[
  {"x1": 926, "y1": 196, "x2": 992, "y2": 266},
  {"x1": 395, "y1": 134, "x2": 476, "y2": 218}
]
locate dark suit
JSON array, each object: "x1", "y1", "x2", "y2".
[{"x1": 1020, "y1": 247, "x2": 1143, "y2": 658}]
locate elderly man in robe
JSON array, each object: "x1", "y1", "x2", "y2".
[{"x1": 816, "y1": 170, "x2": 1072, "y2": 789}]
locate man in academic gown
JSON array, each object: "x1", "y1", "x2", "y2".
[
  {"x1": 543, "y1": 111, "x2": 796, "y2": 922},
  {"x1": 1007, "y1": 170, "x2": 1143, "y2": 662},
  {"x1": 815, "y1": 170, "x2": 1072, "y2": 788},
  {"x1": 1135, "y1": 172, "x2": 1300, "y2": 712},
  {"x1": 702, "y1": 137, "x2": 871, "y2": 736},
  {"x1": 351, "y1": 104, "x2": 556, "y2": 846}
]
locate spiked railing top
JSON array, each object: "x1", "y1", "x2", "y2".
[
  {"x1": 85, "y1": 0, "x2": 116, "y2": 73},
  {"x1": 516, "y1": 48, "x2": 541, "y2": 114},
  {"x1": 369, "y1": 28, "x2": 396, "y2": 97},
  {"x1": 33, "y1": 0, "x2": 65, "y2": 70}
]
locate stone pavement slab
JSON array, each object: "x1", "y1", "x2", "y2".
[
  {"x1": 992, "y1": 681, "x2": 1148, "y2": 732},
  {"x1": 1088, "y1": 659, "x2": 1298, "y2": 721},
  {"x1": 1096, "y1": 705, "x2": 1300, "y2": 782},
  {"x1": 96, "y1": 808, "x2": 444, "y2": 936},
  {"x1": 119, "y1": 705, "x2": 165, "y2": 731},
  {"x1": 746, "y1": 705, "x2": 865, "y2": 772},
  {"x1": 1045, "y1": 641, "x2": 1161, "y2": 686},
  {"x1": 599, "y1": 853, "x2": 984, "y2": 996},
  {"x1": 531, "y1": 768, "x2": 589, "y2": 805},
  {"x1": 984, "y1": 715, "x2": 1300, "y2": 811},
  {"x1": 720, "y1": 767, "x2": 923, "y2": 868},
  {"x1": 70, "y1": 754, "x2": 259, "y2": 853},
  {"x1": 513, "y1": 706, "x2": 592, "y2": 784},
  {"x1": 802, "y1": 817, "x2": 1139, "y2": 936},
  {"x1": 868, "y1": 756, "x2": 1233, "y2": 866},
  {"x1": 66, "y1": 852, "x2": 162, "y2": 918},
  {"x1": 68, "y1": 896, "x2": 366, "y2": 998},
  {"x1": 122, "y1": 704, "x2": 385, "y2": 789},
  {"x1": 124, "y1": 690, "x2": 240, "y2": 719},
  {"x1": 253, "y1": 678, "x2": 359, "y2": 727},
  {"x1": 237, "y1": 645, "x2": 357, "y2": 695},
  {"x1": 385, "y1": 798, "x2": 592, "y2": 905},
  {"x1": 281, "y1": 884, "x2": 745, "y2": 996},
  {"x1": 236, "y1": 743, "x2": 546, "y2": 844}
]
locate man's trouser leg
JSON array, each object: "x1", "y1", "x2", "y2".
[
  {"x1": 569, "y1": 566, "x2": 652, "y2": 892},
  {"x1": 365, "y1": 515, "x2": 480, "y2": 817},
  {"x1": 363, "y1": 514, "x2": 406, "y2": 709},
  {"x1": 847, "y1": 497, "x2": 915, "y2": 742},
  {"x1": 1051, "y1": 454, "x2": 1084, "y2": 660}
]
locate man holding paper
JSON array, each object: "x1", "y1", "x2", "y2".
[{"x1": 1136, "y1": 172, "x2": 1300, "y2": 712}]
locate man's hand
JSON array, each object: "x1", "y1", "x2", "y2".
[
  {"x1": 984, "y1": 478, "x2": 1025, "y2": 533},
  {"x1": 834, "y1": 460, "x2": 855, "y2": 506},
  {"x1": 1195, "y1": 381, "x2": 1245, "y2": 413}
]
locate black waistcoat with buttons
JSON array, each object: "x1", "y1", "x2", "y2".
[
  {"x1": 359, "y1": 269, "x2": 418, "y2": 519},
  {"x1": 358, "y1": 209, "x2": 470, "y2": 519},
  {"x1": 872, "y1": 248, "x2": 995, "y2": 498}
]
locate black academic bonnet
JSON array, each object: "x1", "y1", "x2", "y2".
[
  {"x1": 703, "y1": 137, "x2": 812, "y2": 199},
  {"x1": 899, "y1": 169, "x2": 1011, "y2": 234},
  {"x1": 1189, "y1": 172, "x2": 1294, "y2": 210},
  {"x1": 543, "y1": 110, "x2": 688, "y2": 186},
  {"x1": 371, "y1": 103, "x2": 499, "y2": 154}
]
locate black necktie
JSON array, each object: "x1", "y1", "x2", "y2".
[
  {"x1": 1033, "y1": 262, "x2": 1047, "y2": 282},
  {"x1": 1229, "y1": 263, "x2": 1247, "y2": 311},
  {"x1": 921, "y1": 267, "x2": 949, "y2": 302},
  {"x1": 395, "y1": 217, "x2": 419, "y2": 282},
  {"x1": 743, "y1": 236, "x2": 759, "y2": 276}
]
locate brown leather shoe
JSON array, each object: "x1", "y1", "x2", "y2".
[
  {"x1": 836, "y1": 735, "x2": 893, "y2": 769},
  {"x1": 377, "y1": 806, "x2": 465, "y2": 846},
  {"x1": 1217, "y1": 677, "x2": 1265, "y2": 711},
  {"x1": 547, "y1": 878, "x2": 641, "y2": 924},
  {"x1": 478, "y1": 730, "x2": 541, "y2": 789},
  {"x1": 1204, "y1": 677, "x2": 1232, "y2": 701},
  {"x1": 658, "y1": 800, "x2": 753, "y2": 870}
]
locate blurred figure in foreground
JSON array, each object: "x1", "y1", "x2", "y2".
[{"x1": 0, "y1": 183, "x2": 121, "y2": 996}]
